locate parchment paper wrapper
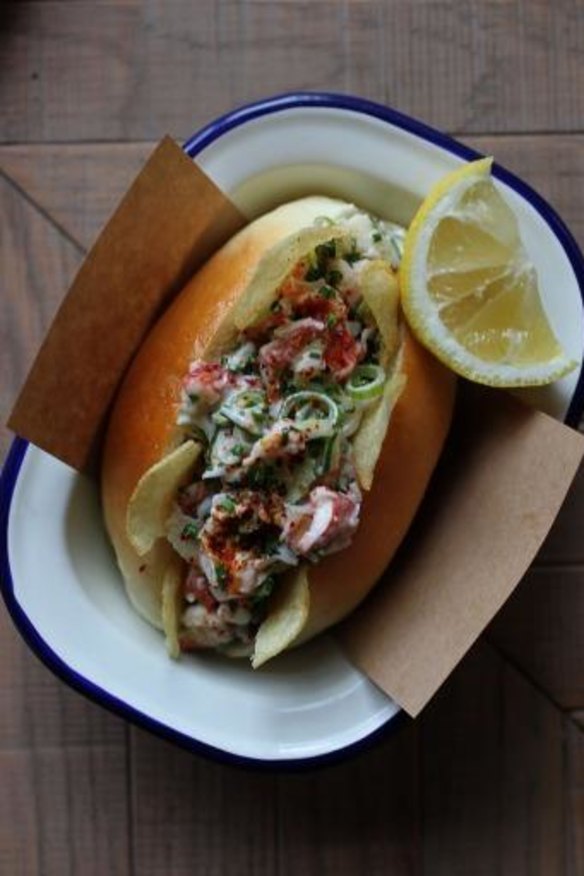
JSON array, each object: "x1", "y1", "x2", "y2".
[
  {"x1": 8, "y1": 138, "x2": 584, "y2": 716},
  {"x1": 8, "y1": 137, "x2": 245, "y2": 472}
]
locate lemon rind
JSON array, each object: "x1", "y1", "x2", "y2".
[{"x1": 401, "y1": 158, "x2": 577, "y2": 388}]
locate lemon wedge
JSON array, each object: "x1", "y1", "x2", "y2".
[{"x1": 400, "y1": 157, "x2": 576, "y2": 386}]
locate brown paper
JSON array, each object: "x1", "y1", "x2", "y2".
[
  {"x1": 338, "y1": 386, "x2": 584, "y2": 716},
  {"x1": 8, "y1": 137, "x2": 245, "y2": 472}
]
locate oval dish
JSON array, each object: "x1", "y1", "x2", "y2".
[{"x1": 2, "y1": 93, "x2": 583, "y2": 766}]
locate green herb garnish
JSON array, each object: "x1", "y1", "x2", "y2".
[
  {"x1": 247, "y1": 463, "x2": 277, "y2": 490},
  {"x1": 181, "y1": 521, "x2": 200, "y2": 540},
  {"x1": 253, "y1": 574, "x2": 276, "y2": 603},
  {"x1": 316, "y1": 241, "x2": 337, "y2": 261},
  {"x1": 326, "y1": 269, "x2": 343, "y2": 286},
  {"x1": 305, "y1": 264, "x2": 324, "y2": 282},
  {"x1": 215, "y1": 563, "x2": 228, "y2": 587}
]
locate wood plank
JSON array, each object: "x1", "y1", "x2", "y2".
[
  {"x1": 276, "y1": 724, "x2": 418, "y2": 875},
  {"x1": 0, "y1": 608, "x2": 127, "y2": 749},
  {"x1": 2, "y1": 132, "x2": 583, "y2": 272},
  {"x1": 419, "y1": 641, "x2": 565, "y2": 876},
  {"x1": 129, "y1": 729, "x2": 278, "y2": 876},
  {"x1": 566, "y1": 720, "x2": 584, "y2": 876},
  {"x1": 0, "y1": 745, "x2": 130, "y2": 876},
  {"x1": 0, "y1": 172, "x2": 82, "y2": 456},
  {"x1": 464, "y1": 134, "x2": 584, "y2": 252},
  {"x1": 487, "y1": 566, "x2": 584, "y2": 710},
  {"x1": 0, "y1": 172, "x2": 131, "y2": 874},
  {"x1": 537, "y1": 462, "x2": 584, "y2": 565},
  {"x1": 0, "y1": 1, "x2": 583, "y2": 144},
  {"x1": 1, "y1": 142, "x2": 155, "y2": 250}
]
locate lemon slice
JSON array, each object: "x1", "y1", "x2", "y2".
[{"x1": 400, "y1": 157, "x2": 576, "y2": 386}]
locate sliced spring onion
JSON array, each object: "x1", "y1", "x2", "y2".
[
  {"x1": 318, "y1": 434, "x2": 341, "y2": 475},
  {"x1": 219, "y1": 389, "x2": 267, "y2": 436},
  {"x1": 284, "y1": 455, "x2": 319, "y2": 502},
  {"x1": 340, "y1": 407, "x2": 363, "y2": 438},
  {"x1": 346, "y1": 364, "x2": 385, "y2": 401},
  {"x1": 187, "y1": 424, "x2": 209, "y2": 445},
  {"x1": 208, "y1": 427, "x2": 251, "y2": 472},
  {"x1": 211, "y1": 410, "x2": 230, "y2": 426},
  {"x1": 279, "y1": 391, "x2": 339, "y2": 440},
  {"x1": 389, "y1": 231, "x2": 405, "y2": 266},
  {"x1": 224, "y1": 341, "x2": 256, "y2": 372}
]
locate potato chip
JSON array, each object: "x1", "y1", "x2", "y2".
[
  {"x1": 161, "y1": 557, "x2": 183, "y2": 658},
  {"x1": 252, "y1": 568, "x2": 310, "y2": 668},
  {"x1": 359, "y1": 259, "x2": 400, "y2": 361},
  {"x1": 126, "y1": 440, "x2": 201, "y2": 556},
  {"x1": 122, "y1": 210, "x2": 407, "y2": 668},
  {"x1": 352, "y1": 353, "x2": 406, "y2": 490},
  {"x1": 230, "y1": 227, "x2": 350, "y2": 332}
]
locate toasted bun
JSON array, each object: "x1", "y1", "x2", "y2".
[
  {"x1": 101, "y1": 196, "x2": 456, "y2": 649},
  {"x1": 297, "y1": 328, "x2": 455, "y2": 643}
]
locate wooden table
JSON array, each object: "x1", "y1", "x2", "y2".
[{"x1": 1, "y1": 2, "x2": 583, "y2": 873}]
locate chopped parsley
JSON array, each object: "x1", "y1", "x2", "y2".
[
  {"x1": 327, "y1": 269, "x2": 343, "y2": 286},
  {"x1": 247, "y1": 463, "x2": 277, "y2": 490},
  {"x1": 315, "y1": 241, "x2": 337, "y2": 261},
  {"x1": 305, "y1": 264, "x2": 324, "y2": 282},
  {"x1": 214, "y1": 563, "x2": 228, "y2": 588},
  {"x1": 345, "y1": 249, "x2": 363, "y2": 265},
  {"x1": 181, "y1": 521, "x2": 200, "y2": 540},
  {"x1": 253, "y1": 574, "x2": 276, "y2": 603}
]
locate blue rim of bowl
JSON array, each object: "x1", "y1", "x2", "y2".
[
  {"x1": 0, "y1": 436, "x2": 407, "y2": 770},
  {"x1": 1, "y1": 91, "x2": 583, "y2": 769}
]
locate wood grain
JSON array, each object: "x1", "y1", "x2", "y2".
[
  {"x1": 566, "y1": 720, "x2": 584, "y2": 876},
  {"x1": 0, "y1": 610, "x2": 126, "y2": 749},
  {"x1": 275, "y1": 725, "x2": 417, "y2": 875},
  {"x1": 1, "y1": 132, "x2": 582, "y2": 262},
  {"x1": 419, "y1": 642, "x2": 565, "y2": 876},
  {"x1": 1, "y1": 142, "x2": 154, "y2": 250},
  {"x1": 0, "y1": 745, "x2": 130, "y2": 876},
  {"x1": 129, "y1": 729, "x2": 278, "y2": 876},
  {"x1": 536, "y1": 462, "x2": 584, "y2": 565},
  {"x1": 129, "y1": 723, "x2": 418, "y2": 876},
  {"x1": 0, "y1": 1, "x2": 582, "y2": 144},
  {"x1": 0, "y1": 172, "x2": 82, "y2": 455},
  {"x1": 1, "y1": 3, "x2": 584, "y2": 874},
  {"x1": 488, "y1": 566, "x2": 584, "y2": 710},
  {"x1": 464, "y1": 134, "x2": 584, "y2": 252}
]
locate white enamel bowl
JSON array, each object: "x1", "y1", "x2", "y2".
[{"x1": 2, "y1": 94, "x2": 583, "y2": 766}]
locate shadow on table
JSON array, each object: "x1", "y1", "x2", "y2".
[{"x1": 127, "y1": 639, "x2": 567, "y2": 874}]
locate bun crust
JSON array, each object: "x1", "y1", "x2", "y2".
[
  {"x1": 299, "y1": 328, "x2": 455, "y2": 642},
  {"x1": 101, "y1": 197, "x2": 456, "y2": 642}
]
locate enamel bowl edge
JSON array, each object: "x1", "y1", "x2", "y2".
[{"x1": 2, "y1": 93, "x2": 583, "y2": 768}]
